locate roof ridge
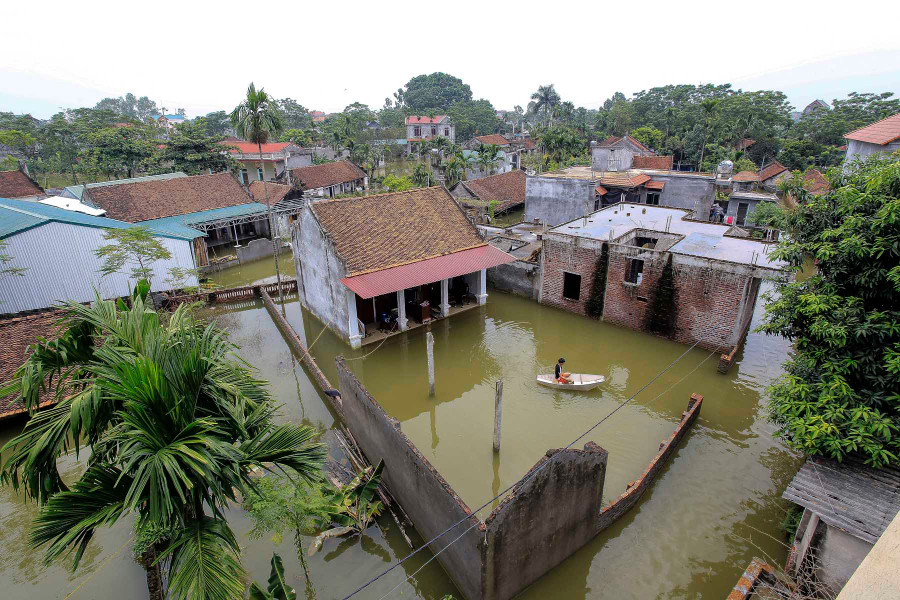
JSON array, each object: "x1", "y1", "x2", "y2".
[
  {"x1": 314, "y1": 185, "x2": 445, "y2": 204},
  {"x1": 345, "y1": 242, "x2": 489, "y2": 277},
  {"x1": 0, "y1": 202, "x2": 48, "y2": 220},
  {"x1": 844, "y1": 111, "x2": 900, "y2": 137}
]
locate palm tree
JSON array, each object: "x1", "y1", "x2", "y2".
[
  {"x1": 0, "y1": 289, "x2": 326, "y2": 600},
  {"x1": 412, "y1": 163, "x2": 434, "y2": 187},
  {"x1": 442, "y1": 155, "x2": 465, "y2": 187},
  {"x1": 231, "y1": 83, "x2": 286, "y2": 304},
  {"x1": 698, "y1": 98, "x2": 721, "y2": 170},
  {"x1": 530, "y1": 84, "x2": 561, "y2": 127},
  {"x1": 430, "y1": 135, "x2": 450, "y2": 158},
  {"x1": 476, "y1": 144, "x2": 502, "y2": 177}
]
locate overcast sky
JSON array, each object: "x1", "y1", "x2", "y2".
[{"x1": 3, "y1": 1, "x2": 899, "y2": 119}]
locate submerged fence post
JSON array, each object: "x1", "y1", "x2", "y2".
[
  {"x1": 426, "y1": 331, "x2": 435, "y2": 396},
  {"x1": 493, "y1": 379, "x2": 503, "y2": 451}
]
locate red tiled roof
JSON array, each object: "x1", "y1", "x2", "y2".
[
  {"x1": 759, "y1": 161, "x2": 788, "y2": 182},
  {"x1": 522, "y1": 138, "x2": 537, "y2": 150},
  {"x1": 645, "y1": 180, "x2": 665, "y2": 190},
  {"x1": 474, "y1": 134, "x2": 510, "y2": 146},
  {"x1": 0, "y1": 310, "x2": 64, "y2": 419},
  {"x1": 249, "y1": 181, "x2": 294, "y2": 205},
  {"x1": 736, "y1": 138, "x2": 756, "y2": 151},
  {"x1": 406, "y1": 115, "x2": 449, "y2": 125},
  {"x1": 838, "y1": 144, "x2": 848, "y2": 151},
  {"x1": 461, "y1": 170, "x2": 525, "y2": 212},
  {"x1": 624, "y1": 135, "x2": 652, "y2": 153},
  {"x1": 843, "y1": 112, "x2": 900, "y2": 145},
  {"x1": 598, "y1": 173, "x2": 651, "y2": 188},
  {"x1": 597, "y1": 135, "x2": 622, "y2": 148},
  {"x1": 224, "y1": 141, "x2": 292, "y2": 154},
  {"x1": 632, "y1": 155, "x2": 674, "y2": 170},
  {"x1": 290, "y1": 160, "x2": 367, "y2": 191},
  {"x1": 802, "y1": 169, "x2": 830, "y2": 195},
  {"x1": 86, "y1": 172, "x2": 252, "y2": 222},
  {"x1": 0, "y1": 170, "x2": 43, "y2": 198},
  {"x1": 312, "y1": 116, "x2": 326, "y2": 123},
  {"x1": 733, "y1": 171, "x2": 760, "y2": 182},
  {"x1": 595, "y1": 185, "x2": 608, "y2": 196}
]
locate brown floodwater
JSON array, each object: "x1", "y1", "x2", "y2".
[{"x1": 0, "y1": 254, "x2": 803, "y2": 600}]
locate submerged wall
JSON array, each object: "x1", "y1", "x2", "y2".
[{"x1": 486, "y1": 260, "x2": 540, "y2": 300}]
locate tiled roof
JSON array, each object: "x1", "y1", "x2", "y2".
[
  {"x1": 249, "y1": 181, "x2": 294, "y2": 205},
  {"x1": 802, "y1": 169, "x2": 831, "y2": 195},
  {"x1": 645, "y1": 180, "x2": 665, "y2": 190},
  {"x1": 759, "y1": 161, "x2": 788, "y2": 182},
  {"x1": 224, "y1": 141, "x2": 293, "y2": 154},
  {"x1": 0, "y1": 310, "x2": 64, "y2": 419},
  {"x1": 290, "y1": 161, "x2": 366, "y2": 191},
  {"x1": 64, "y1": 172, "x2": 188, "y2": 202},
  {"x1": 86, "y1": 172, "x2": 252, "y2": 222},
  {"x1": 632, "y1": 155, "x2": 674, "y2": 170},
  {"x1": 0, "y1": 170, "x2": 43, "y2": 198},
  {"x1": 598, "y1": 172, "x2": 652, "y2": 188},
  {"x1": 311, "y1": 186, "x2": 484, "y2": 276},
  {"x1": 843, "y1": 112, "x2": 900, "y2": 145},
  {"x1": 597, "y1": 135, "x2": 622, "y2": 148},
  {"x1": 473, "y1": 134, "x2": 510, "y2": 146},
  {"x1": 461, "y1": 170, "x2": 526, "y2": 212},
  {"x1": 597, "y1": 135, "x2": 652, "y2": 153},
  {"x1": 522, "y1": 138, "x2": 537, "y2": 150},
  {"x1": 595, "y1": 185, "x2": 608, "y2": 196},
  {"x1": 406, "y1": 116, "x2": 449, "y2": 125},
  {"x1": 732, "y1": 171, "x2": 760, "y2": 182}
]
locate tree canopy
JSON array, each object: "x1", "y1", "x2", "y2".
[{"x1": 397, "y1": 72, "x2": 473, "y2": 111}]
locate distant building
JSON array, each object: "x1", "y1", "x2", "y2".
[
  {"x1": 289, "y1": 160, "x2": 367, "y2": 198},
  {"x1": 757, "y1": 161, "x2": 790, "y2": 191},
  {"x1": 449, "y1": 170, "x2": 526, "y2": 222},
  {"x1": 791, "y1": 99, "x2": 831, "y2": 122},
  {"x1": 0, "y1": 310, "x2": 64, "y2": 420},
  {"x1": 0, "y1": 198, "x2": 198, "y2": 315},
  {"x1": 590, "y1": 135, "x2": 655, "y2": 171},
  {"x1": 463, "y1": 134, "x2": 521, "y2": 171},
  {"x1": 291, "y1": 187, "x2": 514, "y2": 348},
  {"x1": 405, "y1": 116, "x2": 455, "y2": 154},
  {"x1": 801, "y1": 169, "x2": 831, "y2": 195},
  {"x1": 224, "y1": 141, "x2": 314, "y2": 183},
  {"x1": 843, "y1": 112, "x2": 900, "y2": 163},
  {"x1": 0, "y1": 168, "x2": 44, "y2": 200},
  {"x1": 155, "y1": 113, "x2": 187, "y2": 132}
]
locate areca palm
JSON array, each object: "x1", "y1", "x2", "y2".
[
  {"x1": 0, "y1": 289, "x2": 326, "y2": 600},
  {"x1": 231, "y1": 83, "x2": 286, "y2": 304},
  {"x1": 530, "y1": 84, "x2": 561, "y2": 127},
  {"x1": 476, "y1": 143, "x2": 502, "y2": 176}
]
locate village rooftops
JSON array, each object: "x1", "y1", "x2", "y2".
[
  {"x1": 802, "y1": 169, "x2": 831, "y2": 195},
  {"x1": 63, "y1": 172, "x2": 189, "y2": 202},
  {"x1": 843, "y1": 112, "x2": 900, "y2": 145},
  {"x1": 0, "y1": 310, "x2": 64, "y2": 420},
  {"x1": 758, "y1": 161, "x2": 789, "y2": 181},
  {"x1": 549, "y1": 204, "x2": 782, "y2": 270},
  {"x1": 0, "y1": 169, "x2": 44, "y2": 199},
  {"x1": 405, "y1": 115, "x2": 449, "y2": 124},
  {"x1": 84, "y1": 172, "x2": 251, "y2": 222},
  {"x1": 290, "y1": 160, "x2": 367, "y2": 191},
  {"x1": 539, "y1": 165, "x2": 715, "y2": 181},
  {"x1": 454, "y1": 169, "x2": 526, "y2": 212},
  {"x1": 472, "y1": 134, "x2": 510, "y2": 146}
]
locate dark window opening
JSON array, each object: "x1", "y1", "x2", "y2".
[
  {"x1": 625, "y1": 259, "x2": 644, "y2": 284},
  {"x1": 562, "y1": 272, "x2": 582, "y2": 300},
  {"x1": 414, "y1": 126, "x2": 421, "y2": 137},
  {"x1": 646, "y1": 192, "x2": 660, "y2": 205},
  {"x1": 594, "y1": 198, "x2": 601, "y2": 211},
  {"x1": 431, "y1": 126, "x2": 437, "y2": 136},
  {"x1": 634, "y1": 236, "x2": 658, "y2": 249}
]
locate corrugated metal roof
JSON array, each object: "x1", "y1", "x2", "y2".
[
  {"x1": 0, "y1": 197, "x2": 134, "y2": 238},
  {"x1": 783, "y1": 456, "x2": 900, "y2": 544},
  {"x1": 341, "y1": 245, "x2": 515, "y2": 299},
  {"x1": 135, "y1": 202, "x2": 271, "y2": 239}
]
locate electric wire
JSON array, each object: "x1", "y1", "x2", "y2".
[{"x1": 341, "y1": 337, "x2": 707, "y2": 600}]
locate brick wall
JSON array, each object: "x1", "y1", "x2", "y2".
[{"x1": 540, "y1": 237, "x2": 604, "y2": 316}]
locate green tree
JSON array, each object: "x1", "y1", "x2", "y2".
[
  {"x1": 476, "y1": 144, "x2": 502, "y2": 176},
  {"x1": 397, "y1": 73, "x2": 473, "y2": 111},
  {"x1": 94, "y1": 226, "x2": 172, "y2": 286},
  {"x1": 250, "y1": 554, "x2": 297, "y2": 600},
  {"x1": 279, "y1": 128, "x2": 313, "y2": 147},
  {"x1": 161, "y1": 119, "x2": 236, "y2": 175},
  {"x1": 231, "y1": 83, "x2": 286, "y2": 303},
  {"x1": 381, "y1": 174, "x2": 414, "y2": 192},
  {"x1": 412, "y1": 163, "x2": 434, "y2": 187},
  {"x1": 202, "y1": 111, "x2": 231, "y2": 136},
  {"x1": 758, "y1": 153, "x2": 900, "y2": 467},
  {"x1": 529, "y1": 84, "x2": 560, "y2": 126},
  {"x1": 0, "y1": 129, "x2": 37, "y2": 159},
  {"x1": 630, "y1": 126, "x2": 664, "y2": 152},
  {"x1": 448, "y1": 99, "x2": 500, "y2": 141},
  {"x1": 85, "y1": 125, "x2": 156, "y2": 178},
  {"x1": 276, "y1": 98, "x2": 313, "y2": 130},
  {"x1": 0, "y1": 291, "x2": 326, "y2": 600}
]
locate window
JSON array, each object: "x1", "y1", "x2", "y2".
[
  {"x1": 444, "y1": 128, "x2": 450, "y2": 136},
  {"x1": 625, "y1": 259, "x2": 644, "y2": 285},
  {"x1": 257, "y1": 168, "x2": 263, "y2": 181},
  {"x1": 562, "y1": 272, "x2": 582, "y2": 300},
  {"x1": 240, "y1": 169, "x2": 248, "y2": 184},
  {"x1": 646, "y1": 192, "x2": 660, "y2": 205},
  {"x1": 431, "y1": 126, "x2": 437, "y2": 136},
  {"x1": 414, "y1": 126, "x2": 421, "y2": 137}
]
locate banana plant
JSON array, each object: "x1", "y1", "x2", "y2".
[
  {"x1": 249, "y1": 553, "x2": 296, "y2": 600},
  {"x1": 308, "y1": 460, "x2": 384, "y2": 555}
]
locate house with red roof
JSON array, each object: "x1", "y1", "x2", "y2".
[
  {"x1": 590, "y1": 135, "x2": 655, "y2": 171},
  {"x1": 223, "y1": 140, "x2": 315, "y2": 183},
  {"x1": 405, "y1": 115, "x2": 454, "y2": 154},
  {"x1": 843, "y1": 112, "x2": 900, "y2": 164}
]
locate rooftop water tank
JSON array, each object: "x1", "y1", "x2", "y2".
[{"x1": 717, "y1": 160, "x2": 734, "y2": 176}]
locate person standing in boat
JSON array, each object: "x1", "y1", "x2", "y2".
[{"x1": 555, "y1": 358, "x2": 572, "y2": 384}]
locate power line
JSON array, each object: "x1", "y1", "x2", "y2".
[{"x1": 342, "y1": 337, "x2": 710, "y2": 600}]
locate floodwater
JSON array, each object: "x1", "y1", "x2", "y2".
[{"x1": 0, "y1": 253, "x2": 803, "y2": 600}]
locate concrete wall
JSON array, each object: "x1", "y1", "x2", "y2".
[
  {"x1": 819, "y1": 524, "x2": 874, "y2": 594},
  {"x1": 334, "y1": 360, "x2": 483, "y2": 600},
  {"x1": 236, "y1": 237, "x2": 290, "y2": 264},
  {"x1": 291, "y1": 204, "x2": 352, "y2": 341},
  {"x1": 486, "y1": 260, "x2": 540, "y2": 300},
  {"x1": 591, "y1": 146, "x2": 635, "y2": 171},
  {"x1": 836, "y1": 509, "x2": 900, "y2": 600},
  {"x1": 652, "y1": 173, "x2": 715, "y2": 216},
  {"x1": 524, "y1": 176, "x2": 594, "y2": 226}
]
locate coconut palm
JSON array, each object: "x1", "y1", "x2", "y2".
[
  {"x1": 442, "y1": 155, "x2": 465, "y2": 187},
  {"x1": 231, "y1": 83, "x2": 286, "y2": 304},
  {"x1": 0, "y1": 287, "x2": 326, "y2": 600},
  {"x1": 698, "y1": 98, "x2": 721, "y2": 170},
  {"x1": 476, "y1": 143, "x2": 502, "y2": 177},
  {"x1": 530, "y1": 84, "x2": 561, "y2": 127}
]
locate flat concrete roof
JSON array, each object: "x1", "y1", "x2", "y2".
[
  {"x1": 730, "y1": 191, "x2": 778, "y2": 201},
  {"x1": 550, "y1": 204, "x2": 783, "y2": 269},
  {"x1": 535, "y1": 166, "x2": 715, "y2": 181}
]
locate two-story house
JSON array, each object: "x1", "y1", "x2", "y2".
[{"x1": 406, "y1": 116, "x2": 454, "y2": 155}]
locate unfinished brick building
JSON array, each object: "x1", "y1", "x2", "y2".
[{"x1": 539, "y1": 205, "x2": 784, "y2": 354}]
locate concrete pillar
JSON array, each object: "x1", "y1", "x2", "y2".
[
  {"x1": 440, "y1": 279, "x2": 450, "y2": 317},
  {"x1": 475, "y1": 268, "x2": 488, "y2": 305},
  {"x1": 396, "y1": 290, "x2": 408, "y2": 331},
  {"x1": 347, "y1": 290, "x2": 362, "y2": 349}
]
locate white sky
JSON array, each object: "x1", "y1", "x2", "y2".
[{"x1": 3, "y1": 0, "x2": 899, "y2": 119}]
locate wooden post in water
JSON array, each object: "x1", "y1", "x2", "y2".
[
  {"x1": 426, "y1": 331, "x2": 435, "y2": 396},
  {"x1": 493, "y1": 379, "x2": 503, "y2": 452}
]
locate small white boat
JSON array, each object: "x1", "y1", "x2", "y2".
[{"x1": 536, "y1": 373, "x2": 605, "y2": 391}]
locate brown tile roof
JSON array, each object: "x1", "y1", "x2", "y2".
[
  {"x1": 461, "y1": 170, "x2": 525, "y2": 212},
  {"x1": 645, "y1": 180, "x2": 665, "y2": 190},
  {"x1": 735, "y1": 138, "x2": 756, "y2": 151},
  {"x1": 249, "y1": 181, "x2": 293, "y2": 205},
  {"x1": 474, "y1": 134, "x2": 510, "y2": 146},
  {"x1": 522, "y1": 138, "x2": 537, "y2": 150},
  {"x1": 86, "y1": 172, "x2": 251, "y2": 222},
  {"x1": 290, "y1": 161, "x2": 367, "y2": 191},
  {"x1": 596, "y1": 135, "x2": 652, "y2": 153},
  {"x1": 0, "y1": 170, "x2": 43, "y2": 199},
  {"x1": 733, "y1": 170, "x2": 760, "y2": 182},
  {"x1": 759, "y1": 161, "x2": 789, "y2": 182},
  {"x1": 802, "y1": 169, "x2": 831, "y2": 195},
  {"x1": 0, "y1": 310, "x2": 63, "y2": 419},
  {"x1": 632, "y1": 155, "x2": 674, "y2": 170},
  {"x1": 311, "y1": 186, "x2": 484, "y2": 275},
  {"x1": 595, "y1": 185, "x2": 608, "y2": 196},
  {"x1": 598, "y1": 172, "x2": 652, "y2": 188},
  {"x1": 597, "y1": 135, "x2": 622, "y2": 148},
  {"x1": 843, "y1": 112, "x2": 900, "y2": 145}
]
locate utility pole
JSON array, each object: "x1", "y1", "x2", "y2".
[
  {"x1": 426, "y1": 331, "x2": 435, "y2": 396},
  {"x1": 493, "y1": 379, "x2": 503, "y2": 452}
]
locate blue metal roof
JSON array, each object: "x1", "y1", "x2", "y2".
[
  {"x1": 0, "y1": 197, "x2": 197, "y2": 240},
  {"x1": 136, "y1": 202, "x2": 271, "y2": 239}
]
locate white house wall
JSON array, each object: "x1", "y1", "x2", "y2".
[{"x1": 0, "y1": 222, "x2": 197, "y2": 314}]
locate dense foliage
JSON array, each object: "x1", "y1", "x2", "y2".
[
  {"x1": 759, "y1": 153, "x2": 900, "y2": 467},
  {"x1": 395, "y1": 72, "x2": 473, "y2": 111}
]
